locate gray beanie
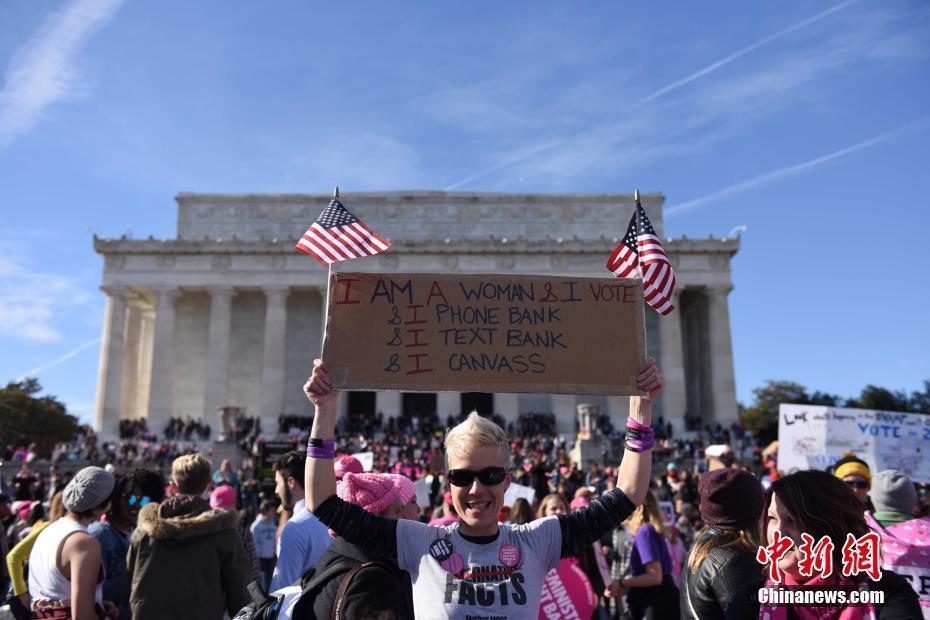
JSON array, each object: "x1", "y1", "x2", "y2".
[
  {"x1": 870, "y1": 469, "x2": 917, "y2": 515},
  {"x1": 63, "y1": 466, "x2": 115, "y2": 513}
]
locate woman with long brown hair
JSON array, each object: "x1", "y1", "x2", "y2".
[
  {"x1": 680, "y1": 468, "x2": 764, "y2": 619},
  {"x1": 609, "y1": 489, "x2": 679, "y2": 619},
  {"x1": 726, "y1": 469, "x2": 920, "y2": 619}
]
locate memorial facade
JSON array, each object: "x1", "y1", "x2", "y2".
[{"x1": 92, "y1": 191, "x2": 739, "y2": 437}]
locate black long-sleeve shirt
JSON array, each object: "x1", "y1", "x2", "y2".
[{"x1": 313, "y1": 487, "x2": 635, "y2": 559}]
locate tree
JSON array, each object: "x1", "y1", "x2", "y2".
[
  {"x1": 0, "y1": 378, "x2": 80, "y2": 458},
  {"x1": 739, "y1": 380, "x2": 840, "y2": 444},
  {"x1": 909, "y1": 380, "x2": 930, "y2": 413},
  {"x1": 845, "y1": 385, "x2": 912, "y2": 412}
]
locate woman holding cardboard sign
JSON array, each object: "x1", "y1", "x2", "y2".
[{"x1": 302, "y1": 356, "x2": 661, "y2": 619}]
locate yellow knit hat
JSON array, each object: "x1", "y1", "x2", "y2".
[{"x1": 834, "y1": 453, "x2": 871, "y2": 484}]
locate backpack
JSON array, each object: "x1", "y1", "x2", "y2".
[{"x1": 234, "y1": 556, "x2": 407, "y2": 620}]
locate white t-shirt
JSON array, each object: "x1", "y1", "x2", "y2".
[{"x1": 396, "y1": 517, "x2": 562, "y2": 620}]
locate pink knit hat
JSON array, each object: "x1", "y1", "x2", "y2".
[
  {"x1": 570, "y1": 496, "x2": 590, "y2": 510},
  {"x1": 210, "y1": 485, "x2": 237, "y2": 509},
  {"x1": 334, "y1": 455, "x2": 364, "y2": 479},
  {"x1": 337, "y1": 473, "x2": 415, "y2": 515}
]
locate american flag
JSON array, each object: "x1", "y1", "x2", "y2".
[
  {"x1": 295, "y1": 197, "x2": 391, "y2": 265},
  {"x1": 606, "y1": 198, "x2": 676, "y2": 315}
]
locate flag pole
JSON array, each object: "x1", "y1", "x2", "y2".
[
  {"x1": 634, "y1": 188, "x2": 640, "y2": 202},
  {"x1": 321, "y1": 186, "x2": 339, "y2": 356}
]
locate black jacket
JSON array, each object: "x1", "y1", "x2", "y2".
[
  {"x1": 680, "y1": 537, "x2": 760, "y2": 620},
  {"x1": 724, "y1": 569, "x2": 921, "y2": 620},
  {"x1": 295, "y1": 536, "x2": 413, "y2": 620},
  {"x1": 127, "y1": 495, "x2": 250, "y2": 620}
]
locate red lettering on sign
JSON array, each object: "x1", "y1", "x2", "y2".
[
  {"x1": 426, "y1": 281, "x2": 448, "y2": 306},
  {"x1": 406, "y1": 353, "x2": 433, "y2": 375},
  {"x1": 405, "y1": 328, "x2": 428, "y2": 348},
  {"x1": 335, "y1": 277, "x2": 360, "y2": 304},
  {"x1": 404, "y1": 304, "x2": 426, "y2": 325},
  {"x1": 539, "y1": 282, "x2": 559, "y2": 303}
]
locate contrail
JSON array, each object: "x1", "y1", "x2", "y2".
[
  {"x1": 444, "y1": 0, "x2": 862, "y2": 191},
  {"x1": 665, "y1": 118, "x2": 930, "y2": 216},
  {"x1": 16, "y1": 337, "x2": 101, "y2": 381},
  {"x1": 624, "y1": 0, "x2": 863, "y2": 113}
]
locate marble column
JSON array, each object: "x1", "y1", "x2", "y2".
[
  {"x1": 260, "y1": 287, "x2": 290, "y2": 435},
  {"x1": 375, "y1": 391, "x2": 401, "y2": 418},
  {"x1": 551, "y1": 394, "x2": 576, "y2": 434},
  {"x1": 493, "y1": 393, "x2": 520, "y2": 425},
  {"x1": 93, "y1": 287, "x2": 128, "y2": 437},
  {"x1": 204, "y1": 287, "x2": 235, "y2": 421},
  {"x1": 707, "y1": 285, "x2": 738, "y2": 426},
  {"x1": 437, "y1": 392, "x2": 459, "y2": 418},
  {"x1": 135, "y1": 308, "x2": 155, "y2": 424},
  {"x1": 658, "y1": 290, "x2": 687, "y2": 434},
  {"x1": 119, "y1": 300, "x2": 143, "y2": 421},
  {"x1": 147, "y1": 287, "x2": 179, "y2": 434}
]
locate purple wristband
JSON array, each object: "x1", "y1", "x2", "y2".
[
  {"x1": 627, "y1": 417, "x2": 652, "y2": 432},
  {"x1": 307, "y1": 446, "x2": 335, "y2": 459},
  {"x1": 624, "y1": 441, "x2": 653, "y2": 453},
  {"x1": 624, "y1": 428, "x2": 653, "y2": 441}
]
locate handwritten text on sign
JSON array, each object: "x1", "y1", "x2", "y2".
[
  {"x1": 778, "y1": 403, "x2": 930, "y2": 483},
  {"x1": 321, "y1": 273, "x2": 646, "y2": 395}
]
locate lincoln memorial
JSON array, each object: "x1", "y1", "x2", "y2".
[{"x1": 92, "y1": 191, "x2": 739, "y2": 438}]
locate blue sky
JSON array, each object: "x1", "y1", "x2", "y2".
[{"x1": 1, "y1": 0, "x2": 929, "y2": 424}]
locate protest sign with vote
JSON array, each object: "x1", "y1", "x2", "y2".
[
  {"x1": 321, "y1": 272, "x2": 646, "y2": 395},
  {"x1": 778, "y1": 403, "x2": 929, "y2": 483}
]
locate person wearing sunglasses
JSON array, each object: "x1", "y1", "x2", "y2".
[
  {"x1": 832, "y1": 453, "x2": 872, "y2": 505},
  {"x1": 88, "y1": 468, "x2": 165, "y2": 620},
  {"x1": 304, "y1": 357, "x2": 662, "y2": 619}
]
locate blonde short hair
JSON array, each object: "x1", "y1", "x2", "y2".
[
  {"x1": 171, "y1": 454, "x2": 212, "y2": 495},
  {"x1": 444, "y1": 412, "x2": 511, "y2": 469}
]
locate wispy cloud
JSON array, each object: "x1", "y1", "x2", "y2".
[
  {"x1": 666, "y1": 117, "x2": 930, "y2": 216},
  {"x1": 0, "y1": 242, "x2": 93, "y2": 342},
  {"x1": 16, "y1": 337, "x2": 101, "y2": 381},
  {"x1": 0, "y1": 0, "x2": 124, "y2": 150},
  {"x1": 443, "y1": 0, "x2": 862, "y2": 190},
  {"x1": 284, "y1": 132, "x2": 424, "y2": 191}
]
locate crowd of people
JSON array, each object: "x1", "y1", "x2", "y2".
[{"x1": 0, "y1": 361, "x2": 927, "y2": 618}]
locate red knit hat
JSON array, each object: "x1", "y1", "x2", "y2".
[
  {"x1": 337, "y1": 473, "x2": 415, "y2": 515},
  {"x1": 698, "y1": 468, "x2": 764, "y2": 530}
]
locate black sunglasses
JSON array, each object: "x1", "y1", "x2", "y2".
[
  {"x1": 845, "y1": 480, "x2": 869, "y2": 490},
  {"x1": 447, "y1": 467, "x2": 508, "y2": 487}
]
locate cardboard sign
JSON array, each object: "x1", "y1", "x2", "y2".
[
  {"x1": 778, "y1": 404, "x2": 930, "y2": 483},
  {"x1": 503, "y1": 481, "x2": 537, "y2": 507},
  {"x1": 322, "y1": 272, "x2": 646, "y2": 395}
]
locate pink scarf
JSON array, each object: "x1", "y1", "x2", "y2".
[{"x1": 759, "y1": 574, "x2": 877, "y2": 620}]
